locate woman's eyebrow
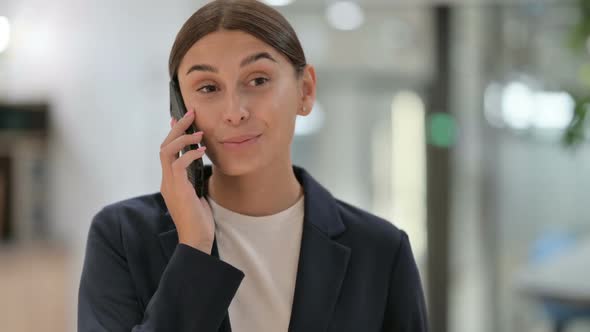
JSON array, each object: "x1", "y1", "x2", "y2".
[
  {"x1": 240, "y1": 52, "x2": 277, "y2": 67},
  {"x1": 185, "y1": 52, "x2": 277, "y2": 76}
]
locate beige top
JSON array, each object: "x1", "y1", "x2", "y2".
[{"x1": 208, "y1": 194, "x2": 305, "y2": 332}]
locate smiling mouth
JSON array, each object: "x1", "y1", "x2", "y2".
[{"x1": 221, "y1": 134, "x2": 262, "y2": 149}]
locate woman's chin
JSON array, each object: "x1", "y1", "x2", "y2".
[{"x1": 212, "y1": 158, "x2": 263, "y2": 177}]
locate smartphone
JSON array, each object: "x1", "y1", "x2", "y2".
[{"x1": 169, "y1": 79, "x2": 205, "y2": 198}]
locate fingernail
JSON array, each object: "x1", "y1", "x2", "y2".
[
  {"x1": 193, "y1": 132, "x2": 203, "y2": 136},
  {"x1": 197, "y1": 146, "x2": 207, "y2": 151},
  {"x1": 184, "y1": 111, "x2": 193, "y2": 118}
]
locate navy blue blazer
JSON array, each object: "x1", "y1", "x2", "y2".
[{"x1": 78, "y1": 165, "x2": 428, "y2": 331}]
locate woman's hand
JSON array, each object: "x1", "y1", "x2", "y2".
[{"x1": 159, "y1": 110, "x2": 215, "y2": 254}]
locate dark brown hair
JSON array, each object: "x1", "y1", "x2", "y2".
[{"x1": 168, "y1": 0, "x2": 307, "y2": 82}]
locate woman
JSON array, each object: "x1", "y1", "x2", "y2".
[{"x1": 78, "y1": 1, "x2": 428, "y2": 331}]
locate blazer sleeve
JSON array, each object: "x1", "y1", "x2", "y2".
[
  {"x1": 381, "y1": 231, "x2": 429, "y2": 332},
  {"x1": 78, "y1": 206, "x2": 245, "y2": 332}
]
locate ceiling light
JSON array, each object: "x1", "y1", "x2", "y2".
[{"x1": 326, "y1": 1, "x2": 364, "y2": 31}]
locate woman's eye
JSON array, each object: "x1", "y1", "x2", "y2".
[
  {"x1": 197, "y1": 85, "x2": 217, "y2": 94},
  {"x1": 248, "y1": 77, "x2": 269, "y2": 87}
]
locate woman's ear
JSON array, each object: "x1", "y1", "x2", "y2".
[{"x1": 297, "y1": 64, "x2": 316, "y2": 116}]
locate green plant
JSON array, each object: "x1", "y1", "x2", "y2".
[{"x1": 564, "y1": 0, "x2": 590, "y2": 146}]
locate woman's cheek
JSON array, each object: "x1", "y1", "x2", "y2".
[{"x1": 193, "y1": 99, "x2": 219, "y2": 126}]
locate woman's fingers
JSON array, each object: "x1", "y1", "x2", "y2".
[
  {"x1": 160, "y1": 132, "x2": 204, "y2": 170},
  {"x1": 171, "y1": 146, "x2": 207, "y2": 178},
  {"x1": 161, "y1": 110, "x2": 195, "y2": 148},
  {"x1": 165, "y1": 131, "x2": 204, "y2": 158}
]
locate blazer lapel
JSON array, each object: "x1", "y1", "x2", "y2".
[
  {"x1": 287, "y1": 166, "x2": 351, "y2": 332},
  {"x1": 287, "y1": 223, "x2": 350, "y2": 332}
]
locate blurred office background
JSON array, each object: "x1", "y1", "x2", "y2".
[{"x1": 1, "y1": 0, "x2": 589, "y2": 331}]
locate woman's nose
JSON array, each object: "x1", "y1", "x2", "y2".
[{"x1": 222, "y1": 94, "x2": 250, "y2": 125}]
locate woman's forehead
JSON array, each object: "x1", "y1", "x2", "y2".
[{"x1": 181, "y1": 30, "x2": 285, "y2": 67}]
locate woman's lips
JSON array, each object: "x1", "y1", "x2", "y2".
[{"x1": 221, "y1": 134, "x2": 261, "y2": 149}]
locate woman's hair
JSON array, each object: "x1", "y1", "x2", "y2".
[{"x1": 168, "y1": 0, "x2": 307, "y2": 82}]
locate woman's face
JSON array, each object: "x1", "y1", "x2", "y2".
[{"x1": 177, "y1": 29, "x2": 316, "y2": 176}]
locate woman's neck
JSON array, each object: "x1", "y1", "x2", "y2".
[{"x1": 207, "y1": 161, "x2": 303, "y2": 217}]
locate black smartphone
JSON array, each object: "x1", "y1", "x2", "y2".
[{"x1": 169, "y1": 79, "x2": 205, "y2": 198}]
